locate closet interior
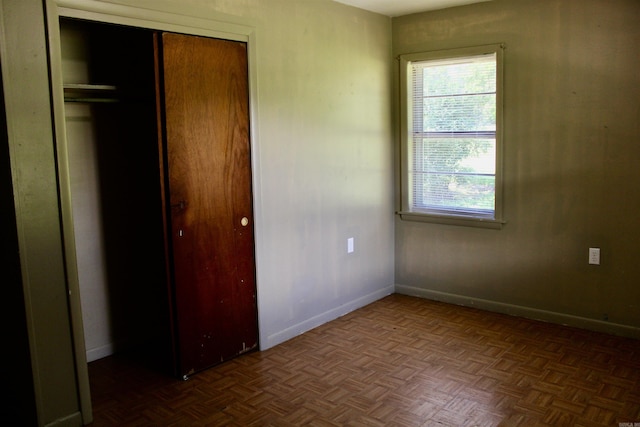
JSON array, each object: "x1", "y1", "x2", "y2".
[{"x1": 61, "y1": 17, "x2": 172, "y2": 373}]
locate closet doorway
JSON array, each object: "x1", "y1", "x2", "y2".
[{"x1": 60, "y1": 17, "x2": 258, "y2": 385}]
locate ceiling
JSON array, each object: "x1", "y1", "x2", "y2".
[{"x1": 333, "y1": 0, "x2": 491, "y2": 17}]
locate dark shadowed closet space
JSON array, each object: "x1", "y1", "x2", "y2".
[{"x1": 61, "y1": 17, "x2": 172, "y2": 373}]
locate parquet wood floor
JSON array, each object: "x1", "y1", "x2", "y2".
[{"x1": 88, "y1": 294, "x2": 640, "y2": 426}]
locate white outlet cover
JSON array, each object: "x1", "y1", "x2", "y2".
[{"x1": 347, "y1": 237, "x2": 354, "y2": 253}]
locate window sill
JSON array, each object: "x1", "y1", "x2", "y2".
[{"x1": 397, "y1": 211, "x2": 505, "y2": 229}]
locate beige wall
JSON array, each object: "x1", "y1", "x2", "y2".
[
  {"x1": 394, "y1": 0, "x2": 640, "y2": 336},
  {"x1": 217, "y1": 0, "x2": 396, "y2": 347}
]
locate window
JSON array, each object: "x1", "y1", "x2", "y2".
[{"x1": 399, "y1": 44, "x2": 504, "y2": 228}]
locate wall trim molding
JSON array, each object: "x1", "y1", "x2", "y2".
[
  {"x1": 85, "y1": 343, "x2": 117, "y2": 363},
  {"x1": 44, "y1": 412, "x2": 83, "y2": 427},
  {"x1": 264, "y1": 285, "x2": 394, "y2": 350},
  {"x1": 395, "y1": 285, "x2": 640, "y2": 340}
]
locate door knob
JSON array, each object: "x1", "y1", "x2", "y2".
[{"x1": 241, "y1": 217, "x2": 249, "y2": 227}]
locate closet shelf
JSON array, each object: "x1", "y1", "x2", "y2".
[{"x1": 63, "y1": 83, "x2": 120, "y2": 103}]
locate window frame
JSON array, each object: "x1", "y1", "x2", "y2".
[{"x1": 398, "y1": 44, "x2": 505, "y2": 229}]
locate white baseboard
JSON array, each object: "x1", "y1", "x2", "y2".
[
  {"x1": 44, "y1": 411, "x2": 83, "y2": 427},
  {"x1": 86, "y1": 342, "x2": 116, "y2": 362},
  {"x1": 395, "y1": 284, "x2": 640, "y2": 340},
  {"x1": 262, "y1": 285, "x2": 394, "y2": 350}
]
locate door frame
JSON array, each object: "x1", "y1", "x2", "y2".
[{"x1": 45, "y1": 1, "x2": 262, "y2": 424}]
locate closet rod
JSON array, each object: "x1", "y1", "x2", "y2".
[
  {"x1": 64, "y1": 97, "x2": 120, "y2": 103},
  {"x1": 63, "y1": 83, "x2": 120, "y2": 103}
]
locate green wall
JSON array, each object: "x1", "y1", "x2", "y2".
[
  {"x1": 1, "y1": 0, "x2": 81, "y2": 425},
  {"x1": 0, "y1": 20, "x2": 37, "y2": 426},
  {"x1": 394, "y1": 0, "x2": 640, "y2": 336}
]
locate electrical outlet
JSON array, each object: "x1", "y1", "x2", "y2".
[
  {"x1": 347, "y1": 237, "x2": 354, "y2": 254},
  {"x1": 589, "y1": 247, "x2": 600, "y2": 265}
]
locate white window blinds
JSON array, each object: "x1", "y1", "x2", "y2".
[{"x1": 410, "y1": 52, "x2": 497, "y2": 218}]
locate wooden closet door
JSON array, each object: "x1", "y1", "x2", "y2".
[{"x1": 156, "y1": 32, "x2": 258, "y2": 378}]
